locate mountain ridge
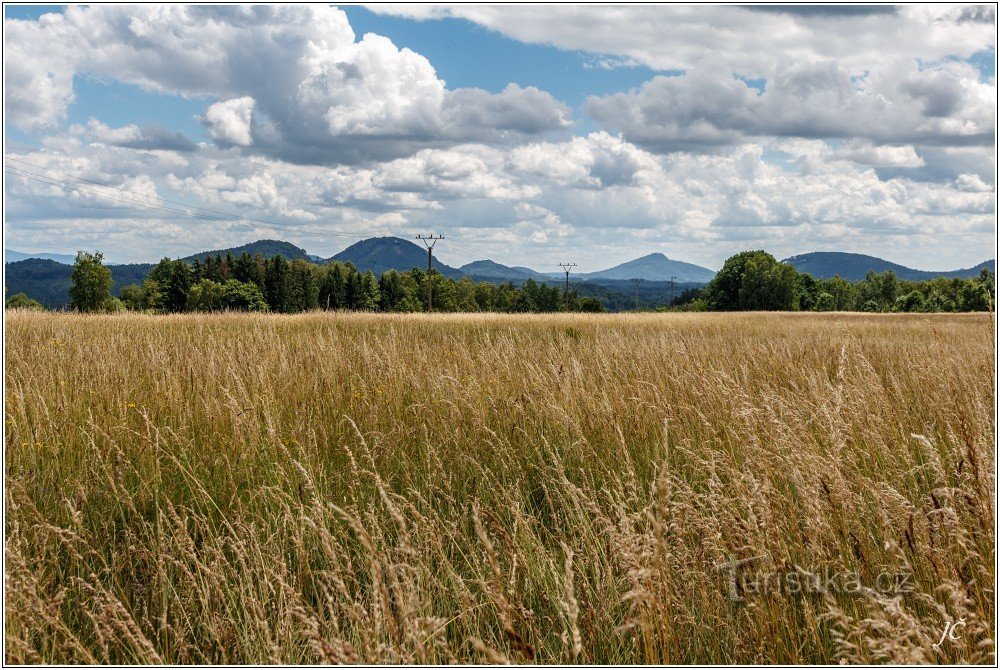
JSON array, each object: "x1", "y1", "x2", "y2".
[
  {"x1": 783, "y1": 252, "x2": 995, "y2": 282},
  {"x1": 331, "y1": 236, "x2": 464, "y2": 279}
]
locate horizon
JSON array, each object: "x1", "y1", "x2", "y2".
[
  {"x1": 5, "y1": 234, "x2": 996, "y2": 275},
  {"x1": 3, "y1": 5, "x2": 997, "y2": 270}
]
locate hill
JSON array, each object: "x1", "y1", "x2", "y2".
[
  {"x1": 460, "y1": 260, "x2": 546, "y2": 282},
  {"x1": 783, "y1": 252, "x2": 995, "y2": 282},
  {"x1": 5, "y1": 259, "x2": 154, "y2": 309},
  {"x1": 582, "y1": 253, "x2": 716, "y2": 283},
  {"x1": 6, "y1": 250, "x2": 80, "y2": 265},
  {"x1": 182, "y1": 239, "x2": 311, "y2": 263},
  {"x1": 332, "y1": 237, "x2": 463, "y2": 279}
]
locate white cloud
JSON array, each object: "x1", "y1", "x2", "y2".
[
  {"x1": 585, "y1": 56, "x2": 994, "y2": 151},
  {"x1": 370, "y1": 5, "x2": 995, "y2": 78},
  {"x1": 4, "y1": 5, "x2": 572, "y2": 163},
  {"x1": 4, "y1": 132, "x2": 995, "y2": 270},
  {"x1": 832, "y1": 143, "x2": 925, "y2": 168},
  {"x1": 201, "y1": 97, "x2": 255, "y2": 146}
]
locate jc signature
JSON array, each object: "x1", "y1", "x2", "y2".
[{"x1": 932, "y1": 619, "x2": 965, "y2": 650}]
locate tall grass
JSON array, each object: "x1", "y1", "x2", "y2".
[{"x1": 5, "y1": 310, "x2": 994, "y2": 664}]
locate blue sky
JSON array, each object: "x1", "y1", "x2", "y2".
[{"x1": 3, "y1": 5, "x2": 996, "y2": 268}]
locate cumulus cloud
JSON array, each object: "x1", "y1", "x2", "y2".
[
  {"x1": 585, "y1": 56, "x2": 994, "y2": 151},
  {"x1": 70, "y1": 119, "x2": 198, "y2": 152},
  {"x1": 4, "y1": 6, "x2": 572, "y2": 163},
  {"x1": 4, "y1": 130, "x2": 995, "y2": 269},
  {"x1": 201, "y1": 97, "x2": 255, "y2": 146},
  {"x1": 371, "y1": 5, "x2": 995, "y2": 78},
  {"x1": 831, "y1": 142, "x2": 925, "y2": 168}
]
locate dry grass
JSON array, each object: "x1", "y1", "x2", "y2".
[{"x1": 4, "y1": 310, "x2": 995, "y2": 664}]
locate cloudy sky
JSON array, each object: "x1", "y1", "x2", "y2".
[{"x1": 3, "y1": 4, "x2": 996, "y2": 270}]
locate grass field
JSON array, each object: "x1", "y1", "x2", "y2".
[{"x1": 4, "y1": 310, "x2": 995, "y2": 664}]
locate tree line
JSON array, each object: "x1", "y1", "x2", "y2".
[
  {"x1": 12, "y1": 251, "x2": 604, "y2": 314},
  {"x1": 683, "y1": 250, "x2": 995, "y2": 313},
  {"x1": 5, "y1": 249, "x2": 994, "y2": 314}
]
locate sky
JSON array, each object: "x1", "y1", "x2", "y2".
[{"x1": 3, "y1": 4, "x2": 997, "y2": 271}]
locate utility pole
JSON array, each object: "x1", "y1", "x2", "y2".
[
  {"x1": 669, "y1": 276, "x2": 676, "y2": 307},
  {"x1": 416, "y1": 234, "x2": 444, "y2": 312},
  {"x1": 558, "y1": 263, "x2": 577, "y2": 311},
  {"x1": 630, "y1": 278, "x2": 644, "y2": 310}
]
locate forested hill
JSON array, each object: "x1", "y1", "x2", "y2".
[
  {"x1": 783, "y1": 252, "x2": 994, "y2": 282},
  {"x1": 332, "y1": 237, "x2": 464, "y2": 279},
  {"x1": 182, "y1": 240, "x2": 312, "y2": 263}
]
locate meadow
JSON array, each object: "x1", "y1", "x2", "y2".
[{"x1": 4, "y1": 310, "x2": 995, "y2": 664}]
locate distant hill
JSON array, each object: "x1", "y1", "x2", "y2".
[
  {"x1": 460, "y1": 260, "x2": 546, "y2": 282},
  {"x1": 182, "y1": 239, "x2": 311, "y2": 263},
  {"x1": 783, "y1": 252, "x2": 995, "y2": 282},
  {"x1": 5, "y1": 258, "x2": 154, "y2": 309},
  {"x1": 332, "y1": 237, "x2": 463, "y2": 279},
  {"x1": 6, "y1": 250, "x2": 80, "y2": 265},
  {"x1": 582, "y1": 253, "x2": 716, "y2": 283}
]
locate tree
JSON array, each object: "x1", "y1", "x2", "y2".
[
  {"x1": 264, "y1": 255, "x2": 291, "y2": 312},
  {"x1": 187, "y1": 279, "x2": 225, "y2": 311},
  {"x1": 958, "y1": 280, "x2": 991, "y2": 312},
  {"x1": 285, "y1": 260, "x2": 319, "y2": 312},
  {"x1": 356, "y1": 271, "x2": 381, "y2": 311},
  {"x1": 119, "y1": 284, "x2": 144, "y2": 310},
  {"x1": 69, "y1": 252, "x2": 114, "y2": 312},
  {"x1": 797, "y1": 273, "x2": 820, "y2": 311},
  {"x1": 856, "y1": 271, "x2": 899, "y2": 312},
  {"x1": 703, "y1": 250, "x2": 800, "y2": 311},
  {"x1": 895, "y1": 290, "x2": 925, "y2": 312},
  {"x1": 319, "y1": 262, "x2": 349, "y2": 310},
  {"x1": 146, "y1": 258, "x2": 193, "y2": 312},
  {"x1": 5, "y1": 293, "x2": 44, "y2": 310},
  {"x1": 219, "y1": 280, "x2": 268, "y2": 311},
  {"x1": 814, "y1": 292, "x2": 835, "y2": 312},
  {"x1": 577, "y1": 297, "x2": 604, "y2": 313},
  {"x1": 819, "y1": 276, "x2": 856, "y2": 311}
]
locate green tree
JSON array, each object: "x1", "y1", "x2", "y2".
[
  {"x1": 5, "y1": 293, "x2": 45, "y2": 310},
  {"x1": 819, "y1": 276, "x2": 856, "y2": 311},
  {"x1": 576, "y1": 297, "x2": 604, "y2": 312},
  {"x1": 356, "y1": 271, "x2": 381, "y2": 311},
  {"x1": 146, "y1": 258, "x2": 193, "y2": 312},
  {"x1": 814, "y1": 292, "x2": 835, "y2": 312},
  {"x1": 219, "y1": 280, "x2": 268, "y2": 311},
  {"x1": 119, "y1": 285, "x2": 144, "y2": 310},
  {"x1": 704, "y1": 251, "x2": 800, "y2": 311},
  {"x1": 69, "y1": 251, "x2": 114, "y2": 312},
  {"x1": 895, "y1": 290, "x2": 925, "y2": 312},
  {"x1": 264, "y1": 255, "x2": 292, "y2": 312},
  {"x1": 187, "y1": 278, "x2": 225, "y2": 311},
  {"x1": 958, "y1": 280, "x2": 991, "y2": 312},
  {"x1": 856, "y1": 271, "x2": 899, "y2": 312}
]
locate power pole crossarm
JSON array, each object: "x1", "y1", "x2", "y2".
[{"x1": 416, "y1": 234, "x2": 444, "y2": 312}]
